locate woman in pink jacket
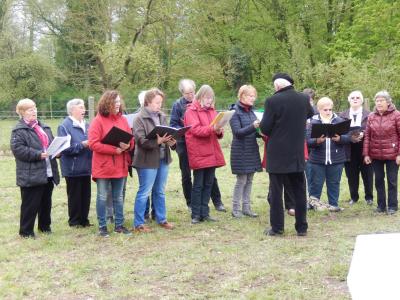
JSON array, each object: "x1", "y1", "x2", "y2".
[
  {"x1": 184, "y1": 85, "x2": 226, "y2": 224},
  {"x1": 88, "y1": 90, "x2": 134, "y2": 237}
]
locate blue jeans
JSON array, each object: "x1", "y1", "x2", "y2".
[
  {"x1": 309, "y1": 163, "x2": 344, "y2": 207},
  {"x1": 96, "y1": 178, "x2": 126, "y2": 228},
  {"x1": 134, "y1": 159, "x2": 169, "y2": 227}
]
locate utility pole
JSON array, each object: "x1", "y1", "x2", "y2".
[{"x1": 88, "y1": 96, "x2": 95, "y2": 121}]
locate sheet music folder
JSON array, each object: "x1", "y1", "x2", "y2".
[
  {"x1": 310, "y1": 119, "x2": 351, "y2": 138},
  {"x1": 101, "y1": 126, "x2": 133, "y2": 147},
  {"x1": 146, "y1": 126, "x2": 191, "y2": 139}
]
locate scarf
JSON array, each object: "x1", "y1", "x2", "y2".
[
  {"x1": 240, "y1": 101, "x2": 252, "y2": 112},
  {"x1": 25, "y1": 119, "x2": 49, "y2": 149}
]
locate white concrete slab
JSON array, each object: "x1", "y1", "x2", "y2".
[{"x1": 347, "y1": 233, "x2": 400, "y2": 300}]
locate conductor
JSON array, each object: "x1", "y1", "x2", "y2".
[{"x1": 260, "y1": 73, "x2": 314, "y2": 236}]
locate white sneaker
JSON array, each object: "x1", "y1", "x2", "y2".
[{"x1": 328, "y1": 205, "x2": 344, "y2": 212}]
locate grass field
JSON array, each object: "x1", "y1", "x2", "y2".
[{"x1": 1, "y1": 119, "x2": 399, "y2": 299}]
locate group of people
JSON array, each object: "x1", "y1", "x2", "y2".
[{"x1": 10, "y1": 73, "x2": 400, "y2": 238}]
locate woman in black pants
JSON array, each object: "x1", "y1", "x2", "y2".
[
  {"x1": 339, "y1": 90, "x2": 373, "y2": 206},
  {"x1": 363, "y1": 90, "x2": 400, "y2": 214},
  {"x1": 11, "y1": 99, "x2": 60, "y2": 238}
]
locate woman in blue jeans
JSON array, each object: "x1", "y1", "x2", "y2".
[
  {"x1": 307, "y1": 97, "x2": 351, "y2": 211},
  {"x1": 132, "y1": 88, "x2": 176, "y2": 232},
  {"x1": 88, "y1": 90, "x2": 134, "y2": 237}
]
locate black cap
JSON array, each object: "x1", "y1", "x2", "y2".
[{"x1": 272, "y1": 72, "x2": 294, "y2": 85}]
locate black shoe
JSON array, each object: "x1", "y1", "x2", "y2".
[
  {"x1": 215, "y1": 205, "x2": 227, "y2": 212},
  {"x1": 231, "y1": 211, "x2": 243, "y2": 218},
  {"x1": 39, "y1": 227, "x2": 52, "y2": 234},
  {"x1": 20, "y1": 233, "x2": 35, "y2": 239},
  {"x1": 297, "y1": 231, "x2": 307, "y2": 237},
  {"x1": 366, "y1": 199, "x2": 373, "y2": 206},
  {"x1": 243, "y1": 210, "x2": 258, "y2": 218},
  {"x1": 387, "y1": 208, "x2": 397, "y2": 215},
  {"x1": 375, "y1": 207, "x2": 386, "y2": 213},
  {"x1": 98, "y1": 226, "x2": 110, "y2": 237},
  {"x1": 69, "y1": 223, "x2": 82, "y2": 228},
  {"x1": 114, "y1": 225, "x2": 132, "y2": 235},
  {"x1": 81, "y1": 222, "x2": 94, "y2": 228},
  {"x1": 202, "y1": 216, "x2": 218, "y2": 222},
  {"x1": 191, "y1": 217, "x2": 201, "y2": 224},
  {"x1": 264, "y1": 228, "x2": 283, "y2": 236}
]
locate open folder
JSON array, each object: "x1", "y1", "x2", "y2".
[
  {"x1": 146, "y1": 125, "x2": 191, "y2": 139},
  {"x1": 210, "y1": 110, "x2": 235, "y2": 128},
  {"x1": 47, "y1": 135, "x2": 71, "y2": 159},
  {"x1": 101, "y1": 126, "x2": 133, "y2": 147},
  {"x1": 310, "y1": 119, "x2": 351, "y2": 138}
]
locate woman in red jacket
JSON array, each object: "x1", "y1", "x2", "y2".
[
  {"x1": 88, "y1": 90, "x2": 134, "y2": 237},
  {"x1": 184, "y1": 85, "x2": 226, "y2": 224},
  {"x1": 363, "y1": 90, "x2": 400, "y2": 214}
]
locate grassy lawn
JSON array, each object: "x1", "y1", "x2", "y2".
[{"x1": 1, "y1": 119, "x2": 399, "y2": 299}]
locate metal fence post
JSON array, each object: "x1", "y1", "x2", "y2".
[{"x1": 88, "y1": 96, "x2": 95, "y2": 121}]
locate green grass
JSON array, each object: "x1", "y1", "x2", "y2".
[{"x1": 1, "y1": 119, "x2": 399, "y2": 299}]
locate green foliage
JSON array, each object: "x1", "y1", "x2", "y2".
[
  {"x1": 331, "y1": 0, "x2": 400, "y2": 60},
  {"x1": 308, "y1": 56, "x2": 400, "y2": 110},
  {"x1": 0, "y1": 54, "x2": 59, "y2": 110},
  {"x1": 1, "y1": 0, "x2": 400, "y2": 111},
  {"x1": 225, "y1": 46, "x2": 252, "y2": 91}
]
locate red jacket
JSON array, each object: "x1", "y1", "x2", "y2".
[
  {"x1": 184, "y1": 101, "x2": 226, "y2": 170},
  {"x1": 363, "y1": 104, "x2": 400, "y2": 160},
  {"x1": 88, "y1": 113, "x2": 134, "y2": 179},
  {"x1": 262, "y1": 136, "x2": 308, "y2": 169}
]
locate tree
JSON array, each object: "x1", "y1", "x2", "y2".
[{"x1": 0, "y1": 53, "x2": 59, "y2": 110}]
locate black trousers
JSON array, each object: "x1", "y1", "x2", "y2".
[
  {"x1": 20, "y1": 180, "x2": 54, "y2": 237},
  {"x1": 177, "y1": 142, "x2": 223, "y2": 207},
  {"x1": 191, "y1": 167, "x2": 216, "y2": 219},
  {"x1": 65, "y1": 176, "x2": 91, "y2": 226},
  {"x1": 344, "y1": 142, "x2": 373, "y2": 202},
  {"x1": 372, "y1": 160, "x2": 398, "y2": 210},
  {"x1": 267, "y1": 177, "x2": 295, "y2": 210},
  {"x1": 268, "y1": 172, "x2": 308, "y2": 233}
]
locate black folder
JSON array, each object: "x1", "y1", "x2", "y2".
[
  {"x1": 101, "y1": 126, "x2": 133, "y2": 147},
  {"x1": 146, "y1": 125, "x2": 191, "y2": 139},
  {"x1": 310, "y1": 119, "x2": 351, "y2": 138}
]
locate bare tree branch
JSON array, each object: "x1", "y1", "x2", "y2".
[{"x1": 114, "y1": 0, "x2": 154, "y2": 87}]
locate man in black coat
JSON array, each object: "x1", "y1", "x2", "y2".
[{"x1": 260, "y1": 73, "x2": 314, "y2": 236}]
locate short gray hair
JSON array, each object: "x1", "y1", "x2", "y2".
[
  {"x1": 178, "y1": 79, "x2": 196, "y2": 93},
  {"x1": 138, "y1": 90, "x2": 146, "y2": 107},
  {"x1": 374, "y1": 90, "x2": 392, "y2": 103},
  {"x1": 273, "y1": 78, "x2": 291, "y2": 91},
  {"x1": 66, "y1": 98, "x2": 85, "y2": 115}
]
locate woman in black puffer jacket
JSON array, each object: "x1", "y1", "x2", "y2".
[
  {"x1": 229, "y1": 85, "x2": 262, "y2": 218},
  {"x1": 11, "y1": 99, "x2": 60, "y2": 238}
]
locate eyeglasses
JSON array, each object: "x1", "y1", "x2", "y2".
[
  {"x1": 26, "y1": 107, "x2": 37, "y2": 113},
  {"x1": 183, "y1": 91, "x2": 194, "y2": 96},
  {"x1": 350, "y1": 96, "x2": 361, "y2": 99},
  {"x1": 322, "y1": 108, "x2": 333, "y2": 111}
]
